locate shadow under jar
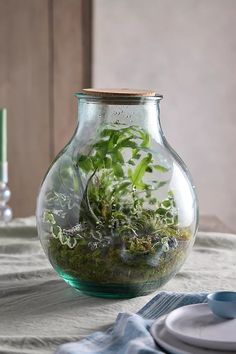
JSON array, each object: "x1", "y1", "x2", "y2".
[{"x1": 36, "y1": 89, "x2": 198, "y2": 298}]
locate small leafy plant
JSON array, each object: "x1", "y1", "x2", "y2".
[{"x1": 42, "y1": 123, "x2": 192, "y2": 288}]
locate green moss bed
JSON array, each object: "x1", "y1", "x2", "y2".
[{"x1": 48, "y1": 232, "x2": 191, "y2": 286}]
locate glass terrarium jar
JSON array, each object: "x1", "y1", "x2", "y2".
[{"x1": 36, "y1": 89, "x2": 198, "y2": 298}]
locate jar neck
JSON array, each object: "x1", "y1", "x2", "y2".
[{"x1": 75, "y1": 96, "x2": 164, "y2": 144}]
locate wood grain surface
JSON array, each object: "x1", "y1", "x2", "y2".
[
  {"x1": 0, "y1": 0, "x2": 92, "y2": 216},
  {"x1": 0, "y1": 0, "x2": 51, "y2": 217},
  {"x1": 52, "y1": 0, "x2": 92, "y2": 155}
]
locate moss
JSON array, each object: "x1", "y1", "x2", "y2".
[{"x1": 48, "y1": 228, "x2": 191, "y2": 285}]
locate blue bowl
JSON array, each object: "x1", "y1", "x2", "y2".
[{"x1": 207, "y1": 291, "x2": 236, "y2": 319}]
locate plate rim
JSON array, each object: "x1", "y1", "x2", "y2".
[
  {"x1": 150, "y1": 315, "x2": 192, "y2": 354},
  {"x1": 150, "y1": 315, "x2": 226, "y2": 354},
  {"x1": 165, "y1": 303, "x2": 236, "y2": 349}
]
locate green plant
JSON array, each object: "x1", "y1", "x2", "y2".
[{"x1": 42, "y1": 123, "x2": 192, "y2": 286}]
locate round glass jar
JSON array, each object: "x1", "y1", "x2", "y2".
[{"x1": 36, "y1": 89, "x2": 198, "y2": 298}]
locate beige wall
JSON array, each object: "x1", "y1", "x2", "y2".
[{"x1": 93, "y1": 0, "x2": 236, "y2": 230}]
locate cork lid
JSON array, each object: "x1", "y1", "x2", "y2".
[{"x1": 82, "y1": 88, "x2": 162, "y2": 98}]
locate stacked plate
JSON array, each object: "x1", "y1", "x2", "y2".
[{"x1": 150, "y1": 304, "x2": 236, "y2": 354}]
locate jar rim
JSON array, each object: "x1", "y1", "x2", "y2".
[{"x1": 75, "y1": 88, "x2": 163, "y2": 104}]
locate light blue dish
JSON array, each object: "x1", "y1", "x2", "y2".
[{"x1": 207, "y1": 291, "x2": 236, "y2": 319}]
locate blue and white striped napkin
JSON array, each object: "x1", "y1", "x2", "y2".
[{"x1": 56, "y1": 292, "x2": 207, "y2": 354}]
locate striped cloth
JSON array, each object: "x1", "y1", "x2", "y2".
[{"x1": 56, "y1": 292, "x2": 207, "y2": 354}]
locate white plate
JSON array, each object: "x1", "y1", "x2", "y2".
[
  {"x1": 150, "y1": 315, "x2": 234, "y2": 354},
  {"x1": 165, "y1": 303, "x2": 236, "y2": 351}
]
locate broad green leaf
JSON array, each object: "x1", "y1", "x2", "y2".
[
  {"x1": 112, "y1": 211, "x2": 127, "y2": 219},
  {"x1": 105, "y1": 156, "x2": 112, "y2": 169},
  {"x1": 162, "y1": 200, "x2": 171, "y2": 209},
  {"x1": 43, "y1": 211, "x2": 56, "y2": 224},
  {"x1": 51, "y1": 224, "x2": 62, "y2": 239},
  {"x1": 93, "y1": 139, "x2": 108, "y2": 149},
  {"x1": 146, "y1": 166, "x2": 153, "y2": 173},
  {"x1": 72, "y1": 173, "x2": 79, "y2": 192},
  {"x1": 110, "y1": 150, "x2": 124, "y2": 163},
  {"x1": 166, "y1": 218, "x2": 174, "y2": 226},
  {"x1": 92, "y1": 153, "x2": 104, "y2": 169},
  {"x1": 133, "y1": 153, "x2": 141, "y2": 160},
  {"x1": 78, "y1": 155, "x2": 93, "y2": 173},
  {"x1": 149, "y1": 197, "x2": 157, "y2": 205},
  {"x1": 154, "y1": 165, "x2": 169, "y2": 173},
  {"x1": 108, "y1": 132, "x2": 116, "y2": 151},
  {"x1": 116, "y1": 137, "x2": 137, "y2": 149},
  {"x1": 157, "y1": 181, "x2": 168, "y2": 188},
  {"x1": 130, "y1": 154, "x2": 152, "y2": 188},
  {"x1": 59, "y1": 232, "x2": 68, "y2": 245},
  {"x1": 114, "y1": 181, "x2": 131, "y2": 193},
  {"x1": 128, "y1": 159, "x2": 135, "y2": 166},
  {"x1": 100, "y1": 128, "x2": 115, "y2": 137},
  {"x1": 93, "y1": 140, "x2": 109, "y2": 157},
  {"x1": 140, "y1": 131, "x2": 150, "y2": 147},
  {"x1": 67, "y1": 236, "x2": 77, "y2": 249},
  {"x1": 165, "y1": 211, "x2": 173, "y2": 218},
  {"x1": 113, "y1": 163, "x2": 124, "y2": 177},
  {"x1": 128, "y1": 168, "x2": 133, "y2": 180},
  {"x1": 112, "y1": 132, "x2": 120, "y2": 145},
  {"x1": 156, "y1": 207, "x2": 166, "y2": 216},
  {"x1": 132, "y1": 149, "x2": 141, "y2": 160},
  {"x1": 135, "y1": 182, "x2": 147, "y2": 190}
]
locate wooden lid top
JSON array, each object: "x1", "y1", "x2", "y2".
[{"x1": 82, "y1": 88, "x2": 160, "y2": 97}]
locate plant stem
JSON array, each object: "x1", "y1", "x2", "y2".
[
  {"x1": 76, "y1": 169, "x2": 97, "y2": 227},
  {"x1": 84, "y1": 169, "x2": 100, "y2": 224}
]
